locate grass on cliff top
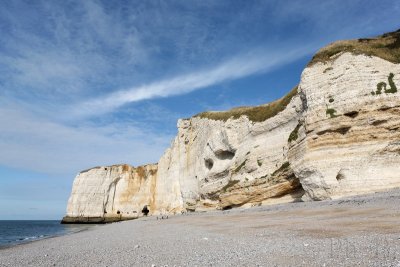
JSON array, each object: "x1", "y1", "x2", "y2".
[
  {"x1": 308, "y1": 29, "x2": 400, "y2": 66},
  {"x1": 195, "y1": 86, "x2": 298, "y2": 122}
]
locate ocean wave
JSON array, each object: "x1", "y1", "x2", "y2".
[{"x1": 18, "y1": 235, "x2": 46, "y2": 241}]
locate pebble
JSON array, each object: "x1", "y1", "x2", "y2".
[{"x1": 1, "y1": 189, "x2": 400, "y2": 266}]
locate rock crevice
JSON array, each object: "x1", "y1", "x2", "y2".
[{"x1": 63, "y1": 31, "x2": 400, "y2": 223}]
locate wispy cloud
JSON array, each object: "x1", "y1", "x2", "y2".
[
  {"x1": 1, "y1": 0, "x2": 399, "y2": 219},
  {"x1": 0, "y1": 0, "x2": 148, "y2": 100},
  {"x1": 0, "y1": 0, "x2": 399, "y2": 173},
  {"x1": 73, "y1": 45, "x2": 316, "y2": 117},
  {"x1": 0, "y1": 104, "x2": 171, "y2": 174},
  {"x1": 1, "y1": 0, "x2": 397, "y2": 103}
]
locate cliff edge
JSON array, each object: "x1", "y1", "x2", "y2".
[{"x1": 62, "y1": 30, "x2": 400, "y2": 223}]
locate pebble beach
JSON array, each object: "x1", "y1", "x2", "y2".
[{"x1": 1, "y1": 189, "x2": 400, "y2": 267}]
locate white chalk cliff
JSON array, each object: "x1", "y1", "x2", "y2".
[
  {"x1": 63, "y1": 164, "x2": 157, "y2": 223},
  {"x1": 63, "y1": 30, "x2": 400, "y2": 223}
]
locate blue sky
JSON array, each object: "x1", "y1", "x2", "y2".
[{"x1": 0, "y1": 0, "x2": 399, "y2": 220}]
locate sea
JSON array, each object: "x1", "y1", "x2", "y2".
[{"x1": 0, "y1": 220, "x2": 94, "y2": 248}]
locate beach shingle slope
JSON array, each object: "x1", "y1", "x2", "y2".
[{"x1": 2, "y1": 188, "x2": 400, "y2": 267}]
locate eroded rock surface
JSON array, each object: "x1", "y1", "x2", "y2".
[
  {"x1": 154, "y1": 91, "x2": 304, "y2": 213},
  {"x1": 62, "y1": 164, "x2": 157, "y2": 223},
  {"x1": 288, "y1": 52, "x2": 400, "y2": 200},
  {"x1": 63, "y1": 30, "x2": 400, "y2": 222}
]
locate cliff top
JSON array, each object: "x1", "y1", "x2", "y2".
[
  {"x1": 79, "y1": 163, "x2": 158, "y2": 174},
  {"x1": 194, "y1": 85, "x2": 298, "y2": 122},
  {"x1": 192, "y1": 29, "x2": 399, "y2": 123},
  {"x1": 308, "y1": 29, "x2": 400, "y2": 66}
]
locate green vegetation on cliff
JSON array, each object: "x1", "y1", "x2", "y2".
[
  {"x1": 195, "y1": 86, "x2": 298, "y2": 122},
  {"x1": 288, "y1": 123, "x2": 301, "y2": 142},
  {"x1": 191, "y1": 30, "x2": 399, "y2": 124},
  {"x1": 326, "y1": 108, "x2": 338, "y2": 118},
  {"x1": 309, "y1": 29, "x2": 400, "y2": 66},
  {"x1": 372, "y1": 73, "x2": 398, "y2": 95}
]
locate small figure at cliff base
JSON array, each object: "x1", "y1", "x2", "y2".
[{"x1": 142, "y1": 205, "x2": 149, "y2": 216}]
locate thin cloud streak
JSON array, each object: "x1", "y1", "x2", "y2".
[
  {"x1": 0, "y1": 104, "x2": 171, "y2": 174},
  {"x1": 74, "y1": 45, "x2": 315, "y2": 117}
]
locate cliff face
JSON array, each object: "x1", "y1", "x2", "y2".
[
  {"x1": 289, "y1": 52, "x2": 400, "y2": 200},
  {"x1": 63, "y1": 30, "x2": 400, "y2": 222},
  {"x1": 63, "y1": 164, "x2": 157, "y2": 223},
  {"x1": 154, "y1": 88, "x2": 304, "y2": 213}
]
